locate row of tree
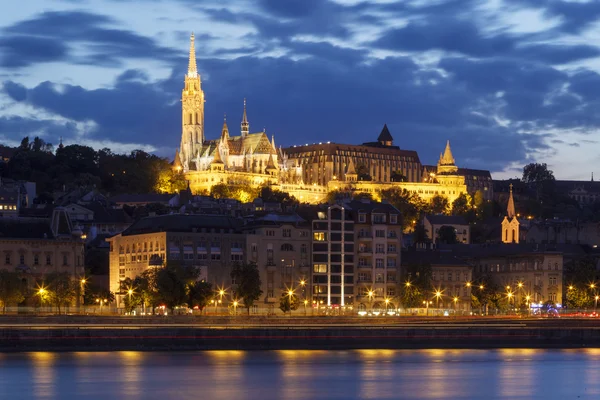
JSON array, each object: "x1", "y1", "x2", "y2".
[
  {"x1": 120, "y1": 261, "x2": 263, "y2": 315},
  {"x1": 0, "y1": 136, "x2": 187, "y2": 200}
]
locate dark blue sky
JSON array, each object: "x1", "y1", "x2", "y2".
[{"x1": 1, "y1": 0, "x2": 600, "y2": 179}]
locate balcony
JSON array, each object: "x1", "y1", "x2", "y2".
[
  {"x1": 357, "y1": 263, "x2": 371, "y2": 269},
  {"x1": 358, "y1": 233, "x2": 373, "y2": 240},
  {"x1": 358, "y1": 248, "x2": 373, "y2": 255}
]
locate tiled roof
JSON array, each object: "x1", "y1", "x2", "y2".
[
  {"x1": 121, "y1": 214, "x2": 244, "y2": 236},
  {"x1": 377, "y1": 124, "x2": 394, "y2": 142},
  {"x1": 0, "y1": 220, "x2": 54, "y2": 239}
]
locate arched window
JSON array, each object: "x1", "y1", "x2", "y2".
[
  {"x1": 195, "y1": 112, "x2": 199, "y2": 124},
  {"x1": 512, "y1": 229, "x2": 516, "y2": 243},
  {"x1": 281, "y1": 243, "x2": 294, "y2": 252}
]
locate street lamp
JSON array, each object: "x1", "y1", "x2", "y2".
[
  {"x1": 435, "y1": 290, "x2": 442, "y2": 309},
  {"x1": 233, "y1": 300, "x2": 238, "y2": 316},
  {"x1": 423, "y1": 300, "x2": 432, "y2": 316},
  {"x1": 525, "y1": 295, "x2": 531, "y2": 316},
  {"x1": 384, "y1": 298, "x2": 390, "y2": 315},
  {"x1": 596, "y1": 295, "x2": 599, "y2": 311},
  {"x1": 288, "y1": 289, "x2": 294, "y2": 317},
  {"x1": 507, "y1": 292, "x2": 514, "y2": 314},
  {"x1": 453, "y1": 296, "x2": 459, "y2": 313},
  {"x1": 303, "y1": 299, "x2": 308, "y2": 316},
  {"x1": 367, "y1": 290, "x2": 374, "y2": 313}
]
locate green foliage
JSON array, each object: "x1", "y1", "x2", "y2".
[
  {"x1": 279, "y1": 292, "x2": 300, "y2": 314},
  {"x1": 43, "y1": 272, "x2": 78, "y2": 314},
  {"x1": 155, "y1": 263, "x2": 200, "y2": 312},
  {"x1": 399, "y1": 263, "x2": 433, "y2": 307},
  {"x1": 413, "y1": 223, "x2": 429, "y2": 243},
  {"x1": 564, "y1": 257, "x2": 599, "y2": 308},
  {"x1": 187, "y1": 280, "x2": 213, "y2": 311},
  {"x1": 437, "y1": 225, "x2": 458, "y2": 244},
  {"x1": 210, "y1": 183, "x2": 232, "y2": 199},
  {"x1": 230, "y1": 262, "x2": 263, "y2": 315},
  {"x1": 390, "y1": 170, "x2": 407, "y2": 182},
  {"x1": 356, "y1": 164, "x2": 372, "y2": 181},
  {"x1": 259, "y1": 186, "x2": 298, "y2": 206},
  {"x1": 470, "y1": 276, "x2": 501, "y2": 314},
  {"x1": 430, "y1": 195, "x2": 450, "y2": 215},
  {"x1": 0, "y1": 270, "x2": 25, "y2": 313},
  {"x1": 451, "y1": 193, "x2": 472, "y2": 217},
  {"x1": 120, "y1": 278, "x2": 141, "y2": 314},
  {"x1": 379, "y1": 188, "x2": 428, "y2": 231},
  {"x1": 2, "y1": 137, "x2": 180, "y2": 198}
]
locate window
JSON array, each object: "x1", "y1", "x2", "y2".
[
  {"x1": 33, "y1": 255, "x2": 39, "y2": 265},
  {"x1": 375, "y1": 273, "x2": 384, "y2": 283},
  {"x1": 282, "y1": 229, "x2": 291, "y2": 237},
  {"x1": 376, "y1": 258, "x2": 384, "y2": 268},
  {"x1": 211, "y1": 254, "x2": 221, "y2": 261},
  {"x1": 300, "y1": 231, "x2": 308, "y2": 237},
  {"x1": 281, "y1": 243, "x2": 294, "y2": 252},
  {"x1": 231, "y1": 254, "x2": 243, "y2": 262},
  {"x1": 211, "y1": 242, "x2": 220, "y2": 251},
  {"x1": 375, "y1": 230, "x2": 385, "y2": 238},
  {"x1": 4, "y1": 254, "x2": 10, "y2": 265},
  {"x1": 197, "y1": 253, "x2": 208, "y2": 260},
  {"x1": 19, "y1": 254, "x2": 25, "y2": 265},
  {"x1": 313, "y1": 232, "x2": 327, "y2": 241},
  {"x1": 301, "y1": 244, "x2": 307, "y2": 255},
  {"x1": 549, "y1": 277, "x2": 557, "y2": 286},
  {"x1": 387, "y1": 244, "x2": 397, "y2": 253},
  {"x1": 266, "y1": 230, "x2": 275, "y2": 237},
  {"x1": 358, "y1": 258, "x2": 368, "y2": 267},
  {"x1": 46, "y1": 255, "x2": 51, "y2": 266},
  {"x1": 386, "y1": 258, "x2": 396, "y2": 267},
  {"x1": 390, "y1": 215, "x2": 398, "y2": 224},
  {"x1": 373, "y1": 214, "x2": 386, "y2": 223},
  {"x1": 375, "y1": 288, "x2": 384, "y2": 296},
  {"x1": 358, "y1": 272, "x2": 368, "y2": 282},
  {"x1": 119, "y1": 256, "x2": 125, "y2": 266},
  {"x1": 376, "y1": 244, "x2": 385, "y2": 254},
  {"x1": 447, "y1": 272, "x2": 452, "y2": 282},
  {"x1": 358, "y1": 213, "x2": 366, "y2": 223},
  {"x1": 313, "y1": 264, "x2": 327, "y2": 273},
  {"x1": 387, "y1": 287, "x2": 395, "y2": 296},
  {"x1": 386, "y1": 273, "x2": 396, "y2": 282},
  {"x1": 62, "y1": 255, "x2": 68, "y2": 266}
]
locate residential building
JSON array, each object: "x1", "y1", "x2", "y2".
[
  {"x1": 423, "y1": 215, "x2": 470, "y2": 244},
  {"x1": 107, "y1": 214, "x2": 246, "y2": 307},
  {"x1": 244, "y1": 213, "x2": 311, "y2": 314}
]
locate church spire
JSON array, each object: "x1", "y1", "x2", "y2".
[
  {"x1": 221, "y1": 113, "x2": 229, "y2": 140},
  {"x1": 507, "y1": 183, "x2": 516, "y2": 219},
  {"x1": 187, "y1": 32, "x2": 197, "y2": 77},
  {"x1": 441, "y1": 140, "x2": 455, "y2": 165},
  {"x1": 241, "y1": 98, "x2": 249, "y2": 137}
]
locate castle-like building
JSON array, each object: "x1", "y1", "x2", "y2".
[{"x1": 175, "y1": 34, "x2": 492, "y2": 204}]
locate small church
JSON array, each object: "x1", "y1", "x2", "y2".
[{"x1": 501, "y1": 184, "x2": 520, "y2": 243}]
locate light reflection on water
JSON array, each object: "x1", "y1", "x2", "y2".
[{"x1": 0, "y1": 349, "x2": 598, "y2": 400}]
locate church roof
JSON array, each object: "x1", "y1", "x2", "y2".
[
  {"x1": 377, "y1": 124, "x2": 393, "y2": 142},
  {"x1": 202, "y1": 131, "x2": 275, "y2": 157},
  {"x1": 439, "y1": 140, "x2": 455, "y2": 165}
]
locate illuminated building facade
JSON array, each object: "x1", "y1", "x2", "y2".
[{"x1": 175, "y1": 34, "x2": 489, "y2": 205}]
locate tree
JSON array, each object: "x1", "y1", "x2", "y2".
[
  {"x1": 356, "y1": 164, "x2": 372, "y2": 181},
  {"x1": 413, "y1": 223, "x2": 429, "y2": 244},
  {"x1": 564, "y1": 256, "x2": 599, "y2": 308},
  {"x1": 522, "y1": 163, "x2": 555, "y2": 201},
  {"x1": 437, "y1": 225, "x2": 458, "y2": 244},
  {"x1": 379, "y1": 188, "x2": 428, "y2": 231},
  {"x1": 279, "y1": 292, "x2": 300, "y2": 314},
  {"x1": 471, "y1": 276, "x2": 500, "y2": 315},
  {"x1": 156, "y1": 263, "x2": 192, "y2": 313},
  {"x1": 230, "y1": 262, "x2": 263, "y2": 315},
  {"x1": 390, "y1": 170, "x2": 407, "y2": 182},
  {"x1": 44, "y1": 272, "x2": 77, "y2": 314},
  {"x1": 187, "y1": 280, "x2": 213, "y2": 312},
  {"x1": 452, "y1": 193, "x2": 471, "y2": 217},
  {"x1": 430, "y1": 195, "x2": 450, "y2": 215},
  {"x1": 399, "y1": 262, "x2": 433, "y2": 308},
  {"x1": 211, "y1": 183, "x2": 232, "y2": 199},
  {"x1": 120, "y1": 278, "x2": 141, "y2": 314},
  {"x1": 0, "y1": 270, "x2": 25, "y2": 313}
]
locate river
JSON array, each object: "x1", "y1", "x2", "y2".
[{"x1": 0, "y1": 349, "x2": 598, "y2": 399}]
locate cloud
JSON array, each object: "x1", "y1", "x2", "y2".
[{"x1": 1, "y1": 11, "x2": 179, "y2": 69}]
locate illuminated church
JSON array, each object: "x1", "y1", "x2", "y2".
[
  {"x1": 175, "y1": 34, "x2": 492, "y2": 204},
  {"x1": 176, "y1": 33, "x2": 281, "y2": 178}
]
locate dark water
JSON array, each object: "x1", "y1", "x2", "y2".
[{"x1": 0, "y1": 349, "x2": 598, "y2": 399}]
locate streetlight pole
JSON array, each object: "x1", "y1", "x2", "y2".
[
  {"x1": 367, "y1": 290, "x2": 374, "y2": 314},
  {"x1": 304, "y1": 299, "x2": 308, "y2": 316},
  {"x1": 288, "y1": 289, "x2": 294, "y2": 317},
  {"x1": 80, "y1": 278, "x2": 87, "y2": 312},
  {"x1": 453, "y1": 296, "x2": 458, "y2": 315},
  {"x1": 384, "y1": 298, "x2": 390, "y2": 315},
  {"x1": 233, "y1": 300, "x2": 238, "y2": 316}
]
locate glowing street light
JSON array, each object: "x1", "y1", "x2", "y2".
[
  {"x1": 453, "y1": 296, "x2": 459, "y2": 311},
  {"x1": 384, "y1": 298, "x2": 390, "y2": 314},
  {"x1": 435, "y1": 290, "x2": 443, "y2": 309},
  {"x1": 233, "y1": 300, "x2": 238, "y2": 315},
  {"x1": 367, "y1": 290, "x2": 375, "y2": 312}
]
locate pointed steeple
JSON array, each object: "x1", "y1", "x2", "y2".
[
  {"x1": 221, "y1": 114, "x2": 229, "y2": 141},
  {"x1": 346, "y1": 157, "x2": 356, "y2": 175},
  {"x1": 592, "y1": 172, "x2": 594, "y2": 182},
  {"x1": 377, "y1": 124, "x2": 393, "y2": 146},
  {"x1": 187, "y1": 32, "x2": 198, "y2": 77},
  {"x1": 211, "y1": 145, "x2": 223, "y2": 164},
  {"x1": 507, "y1": 183, "x2": 516, "y2": 219},
  {"x1": 241, "y1": 98, "x2": 249, "y2": 137},
  {"x1": 440, "y1": 140, "x2": 455, "y2": 165},
  {"x1": 271, "y1": 135, "x2": 276, "y2": 152}
]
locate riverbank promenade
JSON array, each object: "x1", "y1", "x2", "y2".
[{"x1": 1, "y1": 315, "x2": 600, "y2": 352}]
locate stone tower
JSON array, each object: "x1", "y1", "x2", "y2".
[
  {"x1": 501, "y1": 184, "x2": 520, "y2": 243},
  {"x1": 179, "y1": 32, "x2": 205, "y2": 172}
]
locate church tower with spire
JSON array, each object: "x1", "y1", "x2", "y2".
[
  {"x1": 501, "y1": 184, "x2": 520, "y2": 243},
  {"x1": 179, "y1": 32, "x2": 205, "y2": 172},
  {"x1": 241, "y1": 98, "x2": 249, "y2": 137},
  {"x1": 434, "y1": 140, "x2": 464, "y2": 187}
]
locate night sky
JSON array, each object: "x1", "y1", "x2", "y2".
[{"x1": 2, "y1": 0, "x2": 600, "y2": 179}]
